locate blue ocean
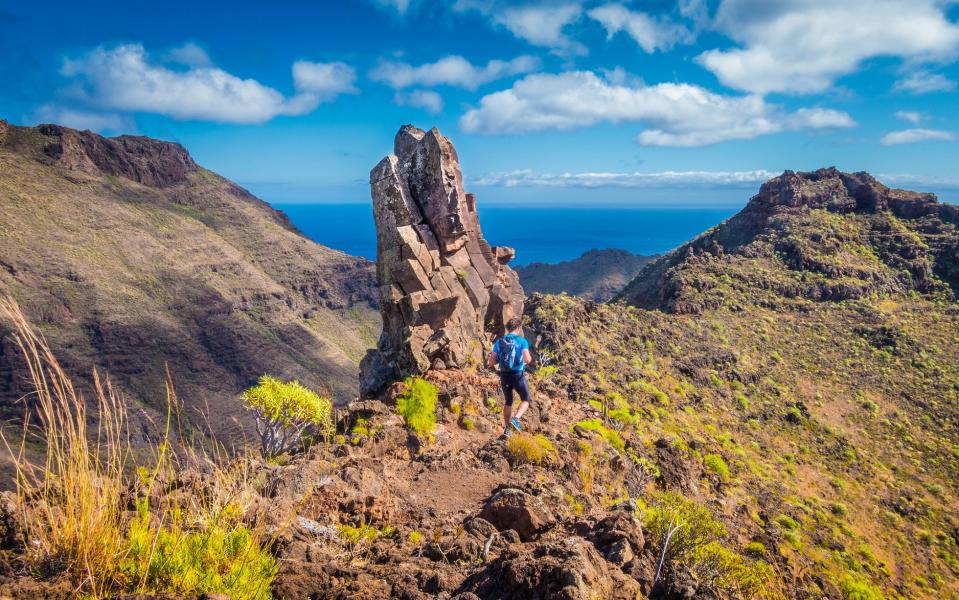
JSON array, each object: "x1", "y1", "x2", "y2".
[{"x1": 275, "y1": 204, "x2": 741, "y2": 265}]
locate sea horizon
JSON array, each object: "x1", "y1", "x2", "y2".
[{"x1": 275, "y1": 203, "x2": 742, "y2": 265}]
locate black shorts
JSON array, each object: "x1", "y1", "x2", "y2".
[{"x1": 500, "y1": 370, "x2": 531, "y2": 406}]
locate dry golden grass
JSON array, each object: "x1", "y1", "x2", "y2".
[{"x1": 0, "y1": 296, "x2": 278, "y2": 598}]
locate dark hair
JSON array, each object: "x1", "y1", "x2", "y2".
[{"x1": 506, "y1": 317, "x2": 523, "y2": 332}]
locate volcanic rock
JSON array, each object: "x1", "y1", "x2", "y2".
[
  {"x1": 360, "y1": 126, "x2": 525, "y2": 395},
  {"x1": 478, "y1": 487, "x2": 555, "y2": 542}
]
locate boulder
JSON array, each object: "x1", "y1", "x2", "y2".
[
  {"x1": 361, "y1": 126, "x2": 525, "y2": 395},
  {"x1": 461, "y1": 536, "x2": 644, "y2": 600},
  {"x1": 478, "y1": 488, "x2": 555, "y2": 542}
]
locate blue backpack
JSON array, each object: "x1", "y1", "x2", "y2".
[{"x1": 498, "y1": 335, "x2": 524, "y2": 372}]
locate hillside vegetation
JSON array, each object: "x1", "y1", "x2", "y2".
[{"x1": 0, "y1": 121, "x2": 378, "y2": 447}]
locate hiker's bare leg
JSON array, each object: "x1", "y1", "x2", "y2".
[
  {"x1": 514, "y1": 400, "x2": 530, "y2": 421},
  {"x1": 503, "y1": 403, "x2": 512, "y2": 427}
]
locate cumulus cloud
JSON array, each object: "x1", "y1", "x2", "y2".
[
  {"x1": 587, "y1": 3, "x2": 693, "y2": 53},
  {"x1": 58, "y1": 43, "x2": 356, "y2": 124},
  {"x1": 471, "y1": 169, "x2": 780, "y2": 188},
  {"x1": 895, "y1": 110, "x2": 921, "y2": 125},
  {"x1": 453, "y1": 1, "x2": 586, "y2": 54},
  {"x1": 697, "y1": 0, "x2": 959, "y2": 94},
  {"x1": 459, "y1": 70, "x2": 855, "y2": 147},
  {"x1": 880, "y1": 128, "x2": 955, "y2": 145},
  {"x1": 394, "y1": 89, "x2": 444, "y2": 113},
  {"x1": 893, "y1": 70, "x2": 957, "y2": 94},
  {"x1": 370, "y1": 55, "x2": 538, "y2": 90}
]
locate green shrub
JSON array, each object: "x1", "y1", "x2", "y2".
[
  {"x1": 120, "y1": 499, "x2": 276, "y2": 599},
  {"x1": 574, "y1": 418, "x2": 625, "y2": 451},
  {"x1": 831, "y1": 503, "x2": 848, "y2": 516},
  {"x1": 507, "y1": 433, "x2": 558, "y2": 465},
  {"x1": 645, "y1": 492, "x2": 775, "y2": 595},
  {"x1": 704, "y1": 453, "x2": 731, "y2": 482},
  {"x1": 861, "y1": 399, "x2": 879, "y2": 413},
  {"x1": 697, "y1": 542, "x2": 775, "y2": 596},
  {"x1": 396, "y1": 377, "x2": 438, "y2": 438},
  {"x1": 644, "y1": 491, "x2": 726, "y2": 562},
  {"x1": 744, "y1": 541, "x2": 767, "y2": 558},
  {"x1": 243, "y1": 375, "x2": 333, "y2": 457},
  {"x1": 461, "y1": 417, "x2": 475, "y2": 430},
  {"x1": 839, "y1": 574, "x2": 885, "y2": 600}
]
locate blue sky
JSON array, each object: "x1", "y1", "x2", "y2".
[{"x1": 1, "y1": 0, "x2": 958, "y2": 206}]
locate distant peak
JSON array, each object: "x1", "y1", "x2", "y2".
[{"x1": 749, "y1": 167, "x2": 950, "y2": 221}]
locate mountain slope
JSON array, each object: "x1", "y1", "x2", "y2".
[
  {"x1": 515, "y1": 248, "x2": 656, "y2": 301},
  {"x1": 0, "y1": 121, "x2": 378, "y2": 443},
  {"x1": 512, "y1": 168, "x2": 959, "y2": 597}
]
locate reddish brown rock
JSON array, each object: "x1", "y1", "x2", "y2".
[
  {"x1": 361, "y1": 126, "x2": 525, "y2": 395},
  {"x1": 37, "y1": 124, "x2": 198, "y2": 187}
]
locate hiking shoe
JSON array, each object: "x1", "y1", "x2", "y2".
[
  {"x1": 510, "y1": 418, "x2": 522, "y2": 432},
  {"x1": 501, "y1": 426, "x2": 513, "y2": 438}
]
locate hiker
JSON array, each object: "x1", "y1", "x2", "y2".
[{"x1": 488, "y1": 317, "x2": 533, "y2": 437}]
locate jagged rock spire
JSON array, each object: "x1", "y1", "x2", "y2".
[{"x1": 360, "y1": 125, "x2": 525, "y2": 396}]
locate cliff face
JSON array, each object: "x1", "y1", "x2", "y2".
[
  {"x1": 360, "y1": 126, "x2": 524, "y2": 396},
  {"x1": 619, "y1": 167, "x2": 959, "y2": 312},
  {"x1": 0, "y1": 122, "x2": 378, "y2": 443}
]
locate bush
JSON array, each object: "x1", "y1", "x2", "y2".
[
  {"x1": 243, "y1": 375, "x2": 333, "y2": 457},
  {"x1": 120, "y1": 499, "x2": 276, "y2": 599},
  {"x1": 644, "y1": 491, "x2": 775, "y2": 595},
  {"x1": 507, "y1": 433, "x2": 558, "y2": 465},
  {"x1": 644, "y1": 491, "x2": 727, "y2": 563},
  {"x1": 574, "y1": 418, "x2": 626, "y2": 451},
  {"x1": 396, "y1": 377, "x2": 438, "y2": 438},
  {"x1": 840, "y1": 574, "x2": 885, "y2": 600},
  {"x1": 588, "y1": 392, "x2": 636, "y2": 427},
  {"x1": 744, "y1": 541, "x2": 767, "y2": 558},
  {"x1": 704, "y1": 453, "x2": 731, "y2": 482}
]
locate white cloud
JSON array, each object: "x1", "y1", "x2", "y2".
[
  {"x1": 34, "y1": 104, "x2": 133, "y2": 132},
  {"x1": 497, "y1": 3, "x2": 584, "y2": 53},
  {"x1": 471, "y1": 169, "x2": 780, "y2": 188},
  {"x1": 587, "y1": 3, "x2": 693, "y2": 53},
  {"x1": 395, "y1": 89, "x2": 444, "y2": 113},
  {"x1": 880, "y1": 128, "x2": 955, "y2": 145},
  {"x1": 292, "y1": 60, "x2": 358, "y2": 100},
  {"x1": 370, "y1": 54, "x2": 538, "y2": 90},
  {"x1": 163, "y1": 42, "x2": 212, "y2": 68},
  {"x1": 453, "y1": 1, "x2": 586, "y2": 54},
  {"x1": 697, "y1": 0, "x2": 959, "y2": 94},
  {"x1": 459, "y1": 70, "x2": 856, "y2": 147},
  {"x1": 894, "y1": 70, "x2": 957, "y2": 94},
  {"x1": 58, "y1": 43, "x2": 356, "y2": 124},
  {"x1": 895, "y1": 110, "x2": 921, "y2": 125}
]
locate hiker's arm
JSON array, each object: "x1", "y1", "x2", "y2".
[
  {"x1": 487, "y1": 351, "x2": 499, "y2": 369},
  {"x1": 522, "y1": 349, "x2": 532, "y2": 365}
]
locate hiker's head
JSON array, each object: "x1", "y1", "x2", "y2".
[{"x1": 505, "y1": 317, "x2": 523, "y2": 334}]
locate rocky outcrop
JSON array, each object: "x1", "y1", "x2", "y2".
[
  {"x1": 37, "y1": 124, "x2": 198, "y2": 188},
  {"x1": 360, "y1": 126, "x2": 525, "y2": 396}
]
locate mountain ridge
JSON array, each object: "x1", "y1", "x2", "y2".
[{"x1": 516, "y1": 248, "x2": 656, "y2": 302}]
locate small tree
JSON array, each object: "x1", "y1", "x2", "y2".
[{"x1": 242, "y1": 376, "x2": 333, "y2": 457}]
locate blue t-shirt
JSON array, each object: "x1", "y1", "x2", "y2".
[{"x1": 493, "y1": 333, "x2": 529, "y2": 372}]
